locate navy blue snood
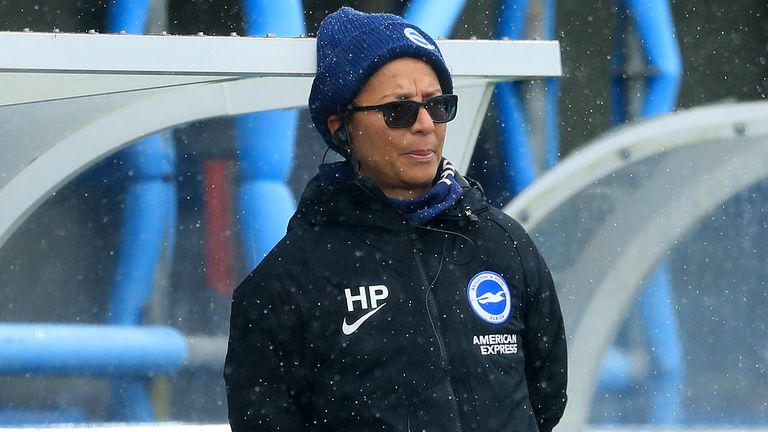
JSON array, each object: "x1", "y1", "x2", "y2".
[
  {"x1": 389, "y1": 158, "x2": 464, "y2": 226},
  {"x1": 318, "y1": 158, "x2": 464, "y2": 226}
]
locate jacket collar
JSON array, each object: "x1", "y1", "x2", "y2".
[{"x1": 287, "y1": 162, "x2": 488, "y2": 232}]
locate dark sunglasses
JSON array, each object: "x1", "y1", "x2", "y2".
[{"x1": 346, "y1": 94, "x2": 458, "y2": 129}]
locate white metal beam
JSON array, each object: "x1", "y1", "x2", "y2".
[
  {"x1": 0, "y1": 31, "x2": 560, "y2": 76},
  {"x1": 0, "y1": 31, "x2": 561, "y2": 107}
]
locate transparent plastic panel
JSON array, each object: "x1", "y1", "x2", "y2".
[
  {"x1": 588, "y1": 181, "x2": 768, "y2": 425},
  {"x1": 0, "y1": 92, "x2": 329, "y2": 424},
  {"x1": 521, "y1": 132, "x2": 768, "y2": 428}
]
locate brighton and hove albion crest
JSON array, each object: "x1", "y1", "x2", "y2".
[
  {"x1": 467, "y1": 271, "x2": 511, "y2": 324},
  {"x1": 403, "y1": 27, "x2": 435, "y2": 50}
]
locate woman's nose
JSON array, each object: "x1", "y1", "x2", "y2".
[{"x1": 411, "y1": 105, "x2": 436, "y2": 133}]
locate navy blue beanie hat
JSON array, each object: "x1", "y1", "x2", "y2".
[{"x1": 308, "y1": 6, "x2": 454, "y2": 154}]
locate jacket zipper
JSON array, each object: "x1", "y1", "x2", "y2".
[
  {"x1": 434, "y1": 204, "x2": 491, "y2": 223},
  {"x1": 412, "y1": 240, "x2": 463, "y2": 432}
]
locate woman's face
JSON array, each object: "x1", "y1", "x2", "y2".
[{"x1": 331, "y1": 58, "x2": 447, "y2": 200}]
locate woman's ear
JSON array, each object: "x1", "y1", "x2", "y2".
[
  {"x1": 327, "y1": 115, "x2": 343, "y2": 135},
  {"x1": 327, "y1": 115, "x2": 352, "y2": 159}
]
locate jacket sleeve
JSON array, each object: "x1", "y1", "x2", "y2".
[
  {"x1": 517, "y1": 230, "x2": 568, "y2": 432},
  {"x1": 224, "y1": 264, "x2": 312, "y2": 432}
]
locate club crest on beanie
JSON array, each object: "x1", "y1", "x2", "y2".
[{"x1": 308, "y1": 6, "x2": 454, "y2": 155}]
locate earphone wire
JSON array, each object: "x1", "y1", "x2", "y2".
[{"x1": 321, "y1": 146, "x2": 332, "y2": 164}]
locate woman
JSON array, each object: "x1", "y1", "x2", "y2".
[{"x1": 225, "y1": 6, "x2": 567, "y2": 431}]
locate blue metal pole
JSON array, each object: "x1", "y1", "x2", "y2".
[
  {"x1": 237, "y1": 0, "x2": 304, "y2": 268},
  {"x1": 241, "y1": 0, "x2": 304, "y2": 36},
  {"x1": 497, "y1": 0, "x2": 528, "y2": 39},
  {"x1": 496, "y1": 83, "x2": 537, "y2": 195},
  {"x1": 0, "y1": 324, "x2": 187, "y2": 376},
  {"x1": 610, "y1": 0, "x2": 684, "y2": 424},
  {"x1": 542, "y1": 0, "x2": 560, "y2": 168},
  {"x1": 108, "y1": 137, "x2": 176, "y2": 325},
  {"x1": 496, "y1": 0, "x2": 537, "y2": 196},
  {"x1": 639, "y1": 263, "x2": 684, "y2": 424},
  {"x1": 403, "y1": 0, "x2": 467, "y2": 38},
  {"x1": 626, "y1": 0, "x2": 682, "y2": 117},
  {"x1": 105, "y1": 0, "x2": 176, "y2": 421},
  {"x1": 626, "y1": 0, "x2": 684, "y2": 424},
  {"x1": 544, "y1": 80, "x2": 560, "y2": 169},
  {"x1": 108, "y1": 140, "x2": 176, "y2": 424},
  {"x1": 105, "y1": 0, "x2": 150, "y2": 32}
]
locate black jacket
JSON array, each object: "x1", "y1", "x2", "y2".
[{"x1": 224, "y1": 169, "x2": 567, "y2": 432}]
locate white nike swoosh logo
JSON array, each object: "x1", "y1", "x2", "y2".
[{"x1": 342, "y1": 303, "x2": 387, "y2": 335}]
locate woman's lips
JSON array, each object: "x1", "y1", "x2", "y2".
[{"x1": 406, "y1": 149, "x2": 435, "y2": 162}]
